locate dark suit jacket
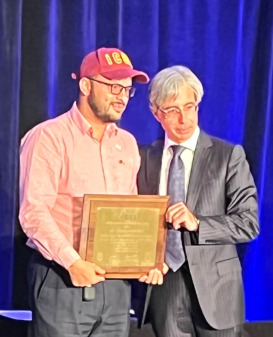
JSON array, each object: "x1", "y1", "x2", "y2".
[{"x1": 134, "y1": 131, "x2": 259, "y2": 330}]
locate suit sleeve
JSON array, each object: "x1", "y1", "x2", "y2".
[{"x1": 197, "y1": 145, "x2": 259, "y2": 244}]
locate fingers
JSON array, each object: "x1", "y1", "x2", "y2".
[
  {"x1": 166, "y1": 203, "x2": 186, "y2": 223},
  {"x1": 172, "y1": 208, "x2": 185, "y2": 220},
  {"x1": 173, "y1": 223, "x2": 180, "y2": 230},
  {"x1": 157, "y1": 273, "x2": 163, "y2": 285},
  {"x1": 143, "y1": 269, "x2": 163, "y2": 284},
  {"x1": 68, "y1": 260, "x2": 106, "y2": 287},
  {"x1": 139, "y1": 275, "x2": 148, "y2": 282},
  {"x1": 89, "y1": 264, "x2": 105, "y2": 284},
  {"x1": 172, "y1": 209, "x2": 186, "y2": 229},
  {"x1": 71, "y1": 274, "x2": 105, "y2": 287},
  {"x1": 145, "y1": 269, "x2": 155, "y2": 284},
  {"x1": 94, "y1": 265, "x2": 106, "y2": 275},
  {"x1": 166, "y1": 204, "x2": 183, "y2": 221},
  {"x1": 92, "y1": 275, "x2": 105, "y2": 284},
  {"x1": 167, "y1": 202, "x2": 185, "y2": 212},
  {"x1": 173, "y1": 218, "x2": 185, "y2": 229},
  {"x1": 151, "y1": 270, "x2": 159, "y2": 285},
  {"x1": 168, "y1": 212, "x2": 186, "y2": 229},
  {"x1": 71, "y1": 278, "x2": 92, "y2": 287},
  {"x1": 71, "y1": 279, "x2": 82, "y2": 287},
  {"x1": 139, "y1": 267, "x2": 168, "y2": 284},
  {"x1": 162, "y1": 263, "x2": 169, "y2": 275}
]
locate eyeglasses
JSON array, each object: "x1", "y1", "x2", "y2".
[
  {"x1": 89, "y1": 78, "x2": 136, "y2": 98},
  {"x1": 157, "y1": 103, "x2": 198, "y2": 118}
]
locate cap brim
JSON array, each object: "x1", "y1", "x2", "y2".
[{"x1": 101, "y1": 69, "x2": 149, "y2": 84}]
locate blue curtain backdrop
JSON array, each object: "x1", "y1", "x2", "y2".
[{"x1": 0, "y1": 0, "x2": 272, "y2": 321}]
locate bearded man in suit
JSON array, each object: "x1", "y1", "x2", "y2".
[{"x1": 136, "y1": 65, "x2": 259, "y2": 337}]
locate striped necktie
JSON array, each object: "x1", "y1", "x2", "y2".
[{"x1": 165, "y1": 145, "x2": 186, "y2": 272}]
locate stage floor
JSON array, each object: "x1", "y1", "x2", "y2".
[{"x1": 1, "y1": 312, "x2": 273, "y2": 337}]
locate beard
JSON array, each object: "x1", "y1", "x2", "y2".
[{"x1": 88, "y1": 93, "x2": 122, "y2": 123}]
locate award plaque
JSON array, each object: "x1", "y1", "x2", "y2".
[{"x1": 79, "y1": 195, "x2": 169, "y2": 278}]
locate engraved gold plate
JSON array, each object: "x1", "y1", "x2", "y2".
[{"x1": 93, "y1": 207, "x2": 160, "y2": 267}]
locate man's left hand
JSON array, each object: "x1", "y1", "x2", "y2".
[{"x1": 166, "y1": 202, "x2": 199, "y2": 231}]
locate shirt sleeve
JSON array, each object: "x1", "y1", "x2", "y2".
[{"x1": 19, "y1": 127, "x2": 81, "y2": 270}]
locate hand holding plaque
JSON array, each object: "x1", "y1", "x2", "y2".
[
  {"x1": 68, "y1": 259, "x2": 106, "y2": 287},
  {"x1": 79, "y1": 195, "x2": 169, "y2": 279},
  {"x1": 138, "y1": 262, "x2": 169, "y2": 285}
]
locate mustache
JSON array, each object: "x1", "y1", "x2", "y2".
[
  {"x1": 111, "y1": 102, "x2": 126, "y2": 107},
  {"x1": 111, "y1": 101, "x2": 126, "y2": 106}
]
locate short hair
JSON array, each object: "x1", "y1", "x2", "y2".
[{"x1": 148, "y1": 66, "x2": 204, "y2": 112}]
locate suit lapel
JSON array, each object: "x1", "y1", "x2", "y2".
[
  {"x1": 186, "y1": 132, "x2": 212, "y2": 211},
  {"x1": 146, "y1": 140, "x2": 164, "y2": 195}
]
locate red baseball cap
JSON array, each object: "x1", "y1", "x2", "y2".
[{"x1": 72, "y1": 47, "x2": 149, "y2": 83}]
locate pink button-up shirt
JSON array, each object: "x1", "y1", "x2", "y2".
[{"x1": 19, "y1": 102, "x2": 140, "y2": 270}]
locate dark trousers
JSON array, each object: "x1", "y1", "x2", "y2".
[
  {"x1": 27, "y1": 251, "x2": 131, "y2": 337},
  {"x1": 148, "y1": 263, "x2": 239, "y2": 337}
]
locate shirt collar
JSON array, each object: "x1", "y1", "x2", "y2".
[
  {"x1": 69, "y1": 101, "x2": 118, "y2": 137},
  {"x1": 164, "y1": 126, "x2": 200, "y2": 152}
]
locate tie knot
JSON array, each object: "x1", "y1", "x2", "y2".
[{"x1": 171, "y1": 145, "x2": 185, "y2": 157}]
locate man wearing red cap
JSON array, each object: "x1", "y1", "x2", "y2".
[{"x1": 19, "y1": 48, "x2": 151, "y2": 337}]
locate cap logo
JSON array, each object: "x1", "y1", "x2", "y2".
[
  {"x1": 105, "y1": 54, "x2": 113, "y2": 65},
  {"x1": 112, "y1": 52, "x2": 122, "y2": 64},
  {"x1": 104, "y1": 52, "x2": 133, "y2": 68},
  {"x1": 120, "y1": 52, "x2": 132, "y2": 66}
]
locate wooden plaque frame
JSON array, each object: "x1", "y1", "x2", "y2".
[{"x1": 79, "y1": 194, "x2": 169, "y2": 278}]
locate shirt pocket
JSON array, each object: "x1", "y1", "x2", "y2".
[{"x1": 216, "y1": 257, "x2": 242, "y2": 276}]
